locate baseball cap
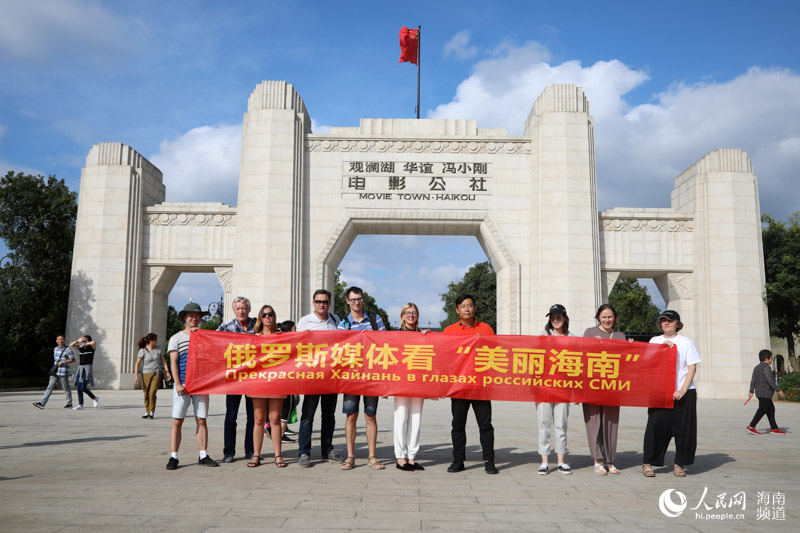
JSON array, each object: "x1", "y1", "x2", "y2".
[
  {"x1": 658, "y1": 310, "x2": 680, "y2": 322},
  {"x1": 546, "y1": 304, "x2": 567, "y2": 317}
]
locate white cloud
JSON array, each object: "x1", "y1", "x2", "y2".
[
  {"x1": 150, "y1": 124, "x2": 242, "y2": 206},
  {"x1": 0, "y1": 0, "x2": 141, "y2": 65},
  {"x1": 430, "y1": 43, "x2": 800, "y2": 220},
  {"x1": 443, "y1": 30, "x2": 480, "y2": 61},
  {"x1": 311, "y1": 118, "x2": 331, "y2": 134}
]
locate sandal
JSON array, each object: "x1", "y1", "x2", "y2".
[
  {"x1": 593, "y1": 463, "x2": 608, "y2": 475},
  {"x1": 642, "y1": 464, "x2": 655, "y2": 477},
  {"x1": 367, "y1": 456, "x2": 385, "y2": 470},
  {"x1": 607, "y1": 464, "x2": 621, "y2": 475},
  {"x1": 340, "y1": 456, "x2": 355, "y2": 470},
  {"x1": 673, "y1": 465, "x2": 686, "y2": 477},
  {"x1": 247, "y1": 456, "x2": 261, "y2": 468},
  {"x1": 274, "y1": 456, "x2": 287, "y2": 468}
]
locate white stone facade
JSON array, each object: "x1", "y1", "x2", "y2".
[{"x1": 66, "y1": 82, "x2": 769, "y2": 398}]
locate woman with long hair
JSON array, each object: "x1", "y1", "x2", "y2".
[
  {"x1": 249, "y1": 304, "x2": 286, "y2": 468},
  {"x1": 582, "y1": 304, "x2": 630, "y2": 475},
  {"x1": 536, "y1": 304, "x2": 574, "y2": 475},
  {"x1": 70, "y1": 334, "x2": 99, "y2": 410},
  {"x1": 135, "y1": 333, "x2": 170, "y2": 418},
  {"x1": 393, "y1": 303, "x2": 429, "y2": 471}
]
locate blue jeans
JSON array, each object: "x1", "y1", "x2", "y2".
[
  {"x1": 342, "y1": 394, "x2": 378, "y2": 415},
  {"x1": 76, "y1": 377, "x2": 96, "y2": 406},
  {"x1": 298, "y1": 394, "x2": 337, "y2": 457},
  {"x1": 223, "y1": 395, "x2": 254, "y2": 458},
  {"x1": 41, "y1": 375, "x2": 72, "y2": 407}
]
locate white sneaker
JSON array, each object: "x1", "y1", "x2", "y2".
[
  {"x1": 93, "y1": 396, "x2": 99, "y2": 408},
  {"x1": 73, "y1": 405, "x2": 84, "y2": 410}
]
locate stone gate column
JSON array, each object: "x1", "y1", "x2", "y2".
[
  {"x1": 670, "y1": 149, "x2": 769, "y2": 398},
  {"x1": 524, "y1": 85, "x2": 602, "y2": 330},
  {"x1": 66, "y1": 143, "x2": 165, "y2": 388},
  {"x1": 234, "y1": 81, "x2": 311, "y2": 320}
]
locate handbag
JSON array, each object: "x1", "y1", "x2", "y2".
[{"x1": 48, "y1": 363, "x2": 59, "y2": 377}]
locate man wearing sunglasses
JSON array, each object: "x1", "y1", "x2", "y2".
[
  {"x1": 296, "y1": 289, "x2": 343, "y2": 467},
  {"x1": 217, "y1": 296, "x2": 257, "y2": 463}
]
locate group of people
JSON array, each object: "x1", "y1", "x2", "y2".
[
  {"x1": 34, "y1": 286, "x2": 787, "y2": 478},
  {"x1": 33, "y1": 334, "x2": 99, "y2": 410},
  {"x1": 158, "y1": 286, "x2": 718, "y2": 478}
]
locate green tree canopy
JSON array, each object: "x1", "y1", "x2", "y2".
[
  {"x1": 334, "y1": 269, "x2": 392, "y2": 330},
  {"x1": 762, "y1": 212, "x2": 800, "y2": 373},
  {"x1": 608, "y1": 278, "x2": 661, "y2": 335},
  {"x1": 440, "y1": 261, "x2": 497, "y2": 331},
  {"x1": 0, "y1": 172, "x2": 77, "y2": 381}
]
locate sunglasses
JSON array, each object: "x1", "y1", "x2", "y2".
[
  {"x1": 261, "y1": 311, "x2": 275, "y2": 318},
  {"x1": 314, "y1": 300, "x2": 330, "y2": 305}
]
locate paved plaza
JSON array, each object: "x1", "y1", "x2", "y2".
[{"x1": 0, "y1": 389, "x2": 796, "y2": 531}]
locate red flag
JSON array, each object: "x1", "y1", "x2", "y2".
[{"x1": 399, "y1": 26, "x2": 419, "y2": 65}]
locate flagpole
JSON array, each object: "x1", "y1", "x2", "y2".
[{"x1": 416, "y1": 25, "x2": 421, "y2": 119}]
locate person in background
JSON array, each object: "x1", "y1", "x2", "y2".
[
  {"x1": 745, "y1": 349, "x2": 786, "y2": 435},
  {"x1": 135, "y1": 332, "x2": 170, "y2": 419},
  {"x1": 70, "y1": 335, "x2": 99, "y2": 410},
  {"x1": 33, "y1": 335, "x2": 75, "y2": 409},
  {"x1": 278, "y1": 320, "x2": 299, "y2": 442}
]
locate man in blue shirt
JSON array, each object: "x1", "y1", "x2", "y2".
[
  {"x1": 217, "y1": 296, "x2": 256, "y2": 463},
  {"x1": 33, "y1": 335, "x2": 75, "y2": 409},
  {"x1": 337, "y1": 286, "x2": 386, "y2": 470}
]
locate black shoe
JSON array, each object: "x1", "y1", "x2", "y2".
[
  {"x1": 396, "y1": 462, "x2": 414, "y2": 471},
  {"x1": 64, "y1": 404, "x2": 72, "y2": 408},
  {"x1": 147, "y1": 413, "x2": 154, "y2": 419},
  {"x1": 33, "y1": 402, "x2": 44, "y2": 409},
  {"x1": 284, "y1": 428, "x2": 296, "y2": 436},
  {"x1": 166, "y1": 457, "x2": 179, "y2": 470},
  {"x1": 412, "y1": 462, "x2": 425, "y2": 471},
  {"x1": 222, "y1": 454, "x2": 235, "y2": 463},
  {"x1": 281, "y1": 434, "x2": 295, "y2": 443},
  {"x1": 198, "y1": 455, "x2": 219, "y2": 467},
  {"x1": 485, "y1": 461, "x2": 499, "y2": 474},
  {"x1": 447, "y1": 460, "x2": 465, "y2": 473}
]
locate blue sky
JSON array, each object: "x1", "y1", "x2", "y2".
[{"x1": 2, "y1": 0, "x2": 799, "y2": 327}]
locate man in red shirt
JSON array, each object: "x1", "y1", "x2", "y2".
[{"x1": 443, "y1": 294, "x2": 498, "y2": 474}]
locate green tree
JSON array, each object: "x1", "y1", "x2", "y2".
[
  {"x1": 200, "y1": 315, "x2": 222, "y2": 330},
  {"x1": 333, "y1": 269, "x2": 392, "y2": 330},
  {"x1": 0, "y1": 172, "x2": 77, "y2": 382},
  {"x1": 608, "y1": 278, "x2": 661, "y2": 334},
  {"x1": 440, "y1": 261, "x2": 497, "y2": 331},
  {"x1": 166, "y1": 305, "x2": 184, "y2": 339},
  {"x1": 762, "y1": 212, "x2": 800, "y2": 373}
]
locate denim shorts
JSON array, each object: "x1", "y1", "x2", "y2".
[
  {"x1": 342, "y1": 394, "x2": 378, "y2": 415},
  {"x1": 172, "y1": 388, "x2": 209, "y2": 419}
]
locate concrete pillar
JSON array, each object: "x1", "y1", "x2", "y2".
[
  {"x1": 66, "y1": 143, "x2": 165, "y2": 388},
  {"x1": 525, "y1": 84, "x2": 602, "y2": 330},
  {"x1": 670, "y1": 149, "x2": 769, "y2": 398},
  {"x1": 234, "y1": 81, "x2": 311, "y2": 320}
]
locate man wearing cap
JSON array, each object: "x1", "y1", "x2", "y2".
[
  {"x1": 443, "y1": 294, "x2": 498, "y2": 475},
  {"x1": 296, "y1": 289, "x2": 343, "y2": 468},
  {"x1": 166, "y1": 302, "x2": 218, "y2": 470},
  {"x1": 217, "y1": 296, "x2": 257, "y2": 463}
]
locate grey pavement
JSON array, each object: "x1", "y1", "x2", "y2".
[{"x1": 0, "y1": 389, "x2": 797, "y2": 532}]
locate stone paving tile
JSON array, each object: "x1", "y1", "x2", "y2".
[{"x1": 1, "y1": 390, "x2": 798, "y2": 531}]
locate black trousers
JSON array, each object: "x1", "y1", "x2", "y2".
[
  {"x1": 223, "y1": 395, "x2": 254, "y2": 458},
  {"x1": 281, "y1": 394, "x2": 300, "y2": 422},
  {"x1": 643, "y1": 389, "x2": 697, "y2": 466},
  {"x1": 749, "y1": 397, "x2": 778, "y2": 429},
  {"x1": 451, "y1": 398, "x2": 495, "y2": 462}
]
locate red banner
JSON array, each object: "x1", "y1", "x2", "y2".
[{"x1": 186, "y1": 330, "x2": 676, "y2": 408}]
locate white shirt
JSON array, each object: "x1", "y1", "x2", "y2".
[
  {"x1": 649, "y1": 334, "x2": 701, "y2": 390},
  {"x1": 296, "y1": 312, "x2": 340, "y2": 331}
]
